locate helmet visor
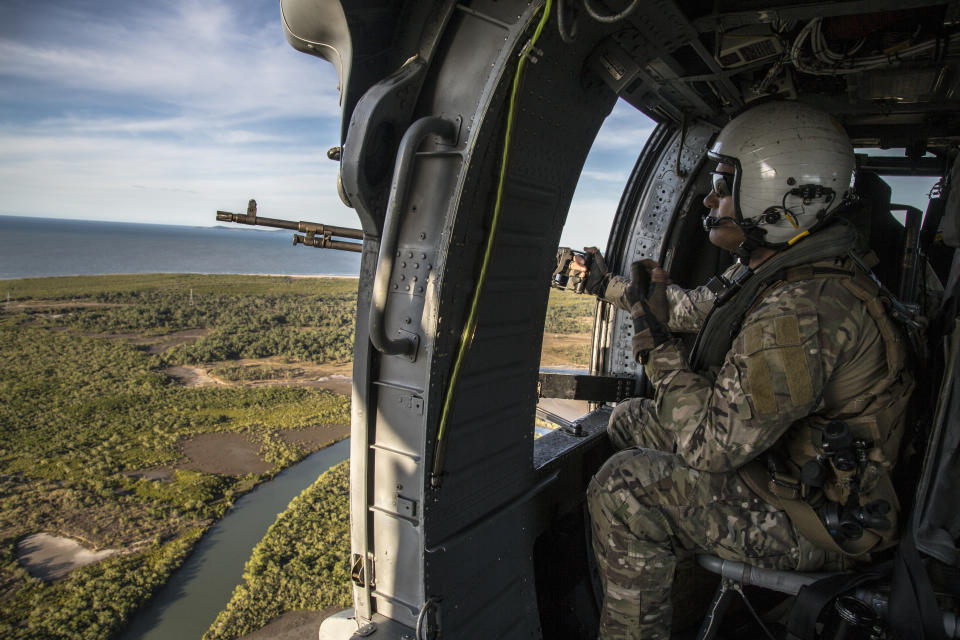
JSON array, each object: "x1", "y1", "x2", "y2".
[{"x1": 710, "y1": 171, "x2": 735, "y2": 198}]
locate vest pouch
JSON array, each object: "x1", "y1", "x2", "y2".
[{"x1": 739, "y1": 460, "x2": 888, "y2": 556}]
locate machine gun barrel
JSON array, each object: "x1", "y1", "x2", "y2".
[
  {"x1": 215, "y1": 202, "x2": 364, "y2": 253},
  {"x1": 215, "y1": 211, "x2": 363, "y2": 239}
]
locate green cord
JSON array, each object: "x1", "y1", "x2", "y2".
[{"x1": 431, "y1": 0, "x2": 553, "y2": 486}]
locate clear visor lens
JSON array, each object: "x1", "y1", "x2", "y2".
[{"x1": 710, "y1": 171, "x2": 734, "y2": 198}]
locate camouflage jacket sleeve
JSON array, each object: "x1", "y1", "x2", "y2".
[
  {"x1": 601, "y1": 275, "x2": 717, "y2": 333},
  {"x1": 642, "y1": 278, "x2": 850, "y2": 472}
]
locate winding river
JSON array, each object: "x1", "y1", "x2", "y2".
[{"x1": 120, "y1": 438, "x2": 351, "y2": 640}]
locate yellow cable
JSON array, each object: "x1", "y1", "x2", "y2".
[{"x1": 432, "y1": 0, "x2": 553, "y2": 483}]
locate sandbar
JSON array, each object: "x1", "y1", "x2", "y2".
[{"x1": 17, "y1": 533, "x2": 117, "y2": 582}]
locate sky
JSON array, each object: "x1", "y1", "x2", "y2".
[
  {"x1": 0, "y1": 0, "x2": 651, "y2": 250},
  {"x1": 0, "y1": 1, "x2": 937, "y2": 251}
]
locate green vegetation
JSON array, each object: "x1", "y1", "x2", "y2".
[
  {"x1": 208, "y1": 363, "x2": 305, "y2": 382},
  {"x1": 0, "y1": 325, "x2": 349, "y2": 491},
  {"x1": 539, "y1": 288, "x2": 595, "y2": 367},
  {"x1": 11, "y1": 274, "x2": 358, "y2": 364},
  {"x1": 0, "y1": 273, "x2": 592, "y2": 639},
  {"x1": 543, "y1": 288, "x2": 596, "y2": 334},
  {"x1": 204, "y1": 462, "x2": 350, "y2": 640},
  {"x1": 0, "y1": 275, "x2": 354, "y2": 640},
  {"x1": 544, "y1": 341, "x2": 591, "y2": 367},
  {"x1": 3, "y1": 530, "x2": 203, "y2": 640},
  {"x1": 3, "y1": 273, "x2": 358, "y2": 300}
]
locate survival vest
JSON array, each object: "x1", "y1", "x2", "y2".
[
  {"x1": 737, "y1": 259, "x2": 913, "y2": 556},
  {"x1": 689, "y1": 222, "x2": 914, "y2": 556}
]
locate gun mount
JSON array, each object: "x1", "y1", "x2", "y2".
[{"x1": 215, "y1": 199, "x2": 363, "y2": 252}]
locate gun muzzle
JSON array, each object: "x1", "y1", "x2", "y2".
[{"x1": 217, "y1": 211, "x2": 246, "y2": 223}]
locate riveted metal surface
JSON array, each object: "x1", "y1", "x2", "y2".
[
  {"x1": 609, "y1": 121, "x2": 716, "y2": 377},
  {"x1": 363, "y1": 0, "x2": 622, "y2": 635},
  {"x1": 600, "y1": 0, "x2": 743, "y2": 120},
  {"x1": 390, "y1": 247, "x2": 434, "y2": 298}
]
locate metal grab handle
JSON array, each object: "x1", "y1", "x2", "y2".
[{"x1": 369, "y1": 116, "x2": 456, "y2": 359}]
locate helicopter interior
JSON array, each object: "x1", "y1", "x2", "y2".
[{"x1": 271, "y1": 0, "x2": 960, "y2": 637}]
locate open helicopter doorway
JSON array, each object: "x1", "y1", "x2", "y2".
[{"x1": 535, "y1": 99, "x2": 654, "y2": 438}]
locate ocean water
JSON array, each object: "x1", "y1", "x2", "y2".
[{"x1": 0, "y1": 215, "x2": 362, "y2": 280}]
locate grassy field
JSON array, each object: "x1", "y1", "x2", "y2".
[
  {"x1": 541, "y1": 288, "x2": 596, "y2": 368},
  {"x1": 0, "y1": 274, "x2": 593, "y2": 639},
  {"x1": 543, "y1": 287, "x2": 596, "y2": 336}
]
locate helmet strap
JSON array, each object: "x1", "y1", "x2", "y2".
[{"x1": 734, "y1": 228, "x2": 767, "y2": 262}]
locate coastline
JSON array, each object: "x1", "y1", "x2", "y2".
[
  {"x1": 241, "y1": 274, "x2": 358, "y2": 279},
  {"x1": 0, "y1": 216, "x2": 364, "y2": 282}
]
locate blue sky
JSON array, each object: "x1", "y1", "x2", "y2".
[
  {"x1": 0, "y1": 0, "x2": 345, "y2": 232},
  {"x1": 0, "y1": 0, "x2": 652, "y2": 249},
  {"x1": 5, "y1": 1, "x2": 934, "y2": 250}
]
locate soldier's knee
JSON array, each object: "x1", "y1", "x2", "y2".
[
  {"x1": 587, "y1": 454, "x2": 632, "y2": 535},
  {"x1": 593, "y1": 448, "x2": 686, "y2": 500},
  {"x1": 608, "y1": 400, "x2": 631, "y2": 433},
  {"x1": 607, "y1": 399, "x2": 643, "y2": 449},
  {"x1": 589, "y1": 450, "x2": 685, "y2": 546},
  {"x1": 593, "y1": 448, "x2": 635, "y2": 486},
  {"x1": 588, "y1": 451, "x2": 633, "y2": 516},
  {"x1": 586, "y1": 474, "x2": 604, "y2": 520}
]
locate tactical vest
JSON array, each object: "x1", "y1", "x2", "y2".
[
  {"x1": 736, "y1": 260, "x2": 914, "y2": 556},
  {"x1": 688, "y1": 231, "x2": 914, "y2": 556}
]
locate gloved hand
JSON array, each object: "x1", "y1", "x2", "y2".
[
  {"x1": 582, "y1": 247, "x2": 610, "y2": 296},
  {"x1": 627, "y1": 260, "x2": 671, "y2": 362}
]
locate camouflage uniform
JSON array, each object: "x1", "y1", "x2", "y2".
[
  {"x1": 602, "y1": 272, "x2": 723, "y2": 448},
  {"x1": 603, "y1": 271, "x2": 722, "y2": 336},
  {"x1": 588, "y1": 255, "x2": 912, "y2": 639}
]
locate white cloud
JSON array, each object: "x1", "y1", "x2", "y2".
[
  {"x1": 30, "y1": 113, "x2": 295, "y2": 144},
  {"x1": 580, "y1": 168, "x2": 629, "y2": 183},
  {"x1": 560, "y1": 197, "x2": 621, "y2": 250},
  {"x1": 557, "y1": 100, "x2": 656, "y2": 249},
  {"x1": 0, "y1": 2, "x2": 654, "y2": 247},
  {"x1": 593, "y1": 122, "x2": 657, "y2": 151},
  {"x1": 0, "y1": 127, "x2": 357, "y2": 228},
  {"x1": 0, "y1": 0, "x2": 341, "y2": 120},
  {"x1": 591, "y1": 100, "x2": 657, "y2": 151},
  {"x1": 0, "y1": 0, "x2": 351, "y2": 228}
]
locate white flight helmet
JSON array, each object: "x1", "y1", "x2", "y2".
[{"x1": 707, "y1": 101, "x2": 856, "y2": 246}]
